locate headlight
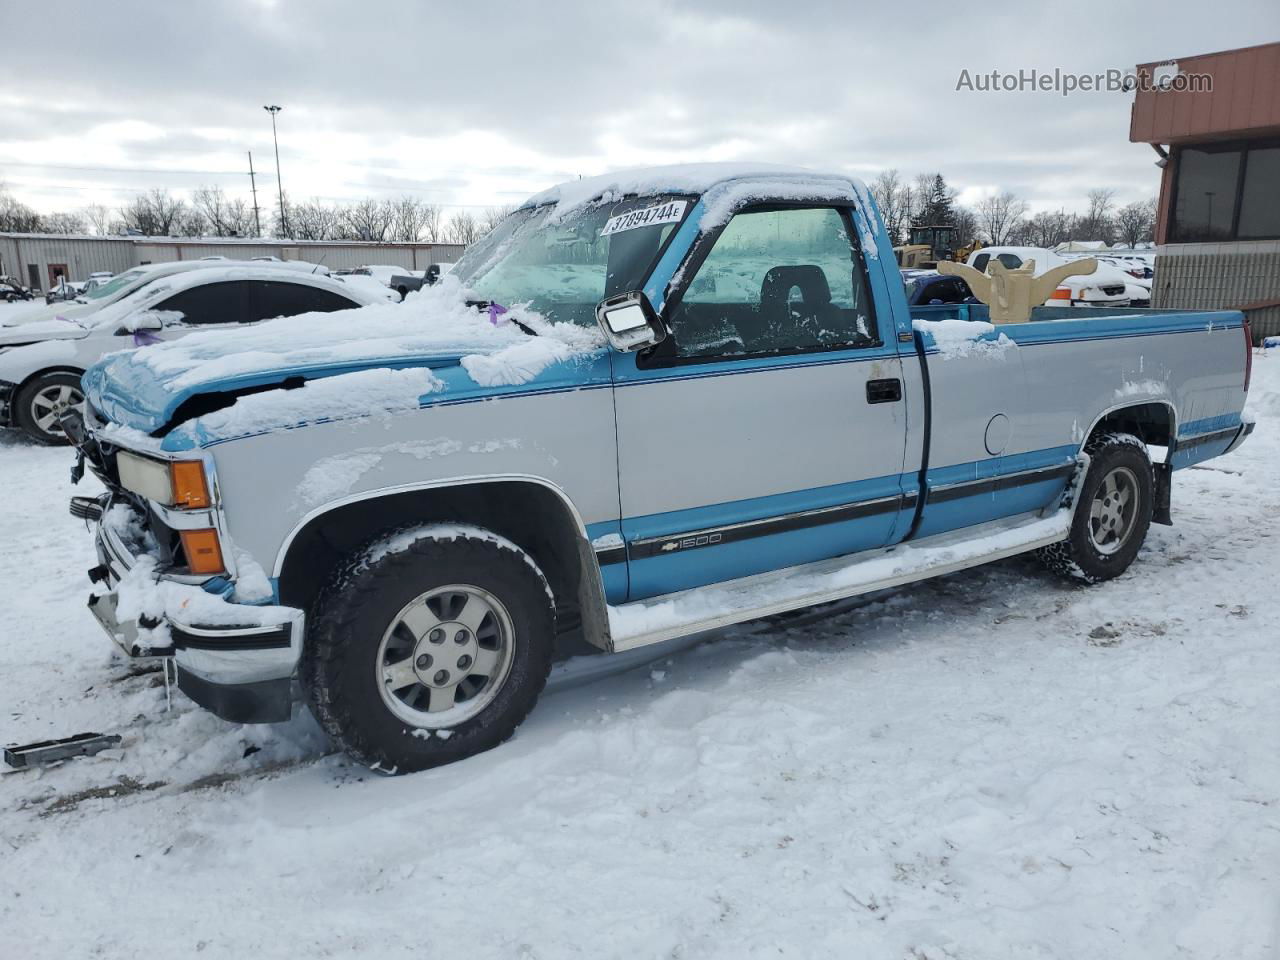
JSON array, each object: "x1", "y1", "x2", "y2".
[{"x1": 116, "y1": 451, "x2": 211, "y2": 508}]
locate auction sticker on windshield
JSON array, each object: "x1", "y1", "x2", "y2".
[{"x1": 600, "y1": 200, "x2": 688, "y2": 237}]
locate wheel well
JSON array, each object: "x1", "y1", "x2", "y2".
[
  {"x1": 1087, "y1": 402, "x2": 1174, "y2": 451},
  {"x1": 277, "y1": 481, "x2": 609, "y2": 649},
  {"x1": 17, "y1": 366, "x2": 85, "y2": 394}
]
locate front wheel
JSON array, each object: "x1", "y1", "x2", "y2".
[
  {"x1": 302, "y1": 524, "x2": 555, "y2": 773},
  {"x1": 1038, "y1": 432, "x2": 1154, "y2": 583},
  {"x1": 14, "y1": 371, "x2": 84, "y2": 445}
]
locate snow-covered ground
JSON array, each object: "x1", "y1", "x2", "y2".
[{"x1": 2, "y1": 324, "x2": 1278, "y2": 957}]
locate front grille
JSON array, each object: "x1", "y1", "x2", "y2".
[{"x1": 1101, "y1": 285, "x2": 1125, "y2": 296}]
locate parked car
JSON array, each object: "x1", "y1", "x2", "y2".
[
  {"x1": 44, "y1": 279, "x2": 86, "y2": 304},
  {"x1": 352, "y1": 264, "x2": 410, "y2": 287},
  {"x1": 66, "y1": 164, "x2": 1253, "y2": 773},
  {"x1": 968, "y1": 247, "x2": 1134, "y2": 307},
  {"x1": 1, "y1": 259, "x2": 330, "y2": 330},
  {"x1": 332, "y1": 273, "x2": 401, "y2": 303},
  {"x1": 903, "y1": 270, "x2": 978, "y2": 306},
  {"x1": 0, "y1": 265, "x2": 381, "y2": 444},
  {"x1": 0, "y1": 277, "x2": 32, "y2": 302},
  {"x1": 386, "y1": 263, "x2": 445, "y2": 300}
]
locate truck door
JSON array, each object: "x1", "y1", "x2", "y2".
[{"x1": 612, "y1": 203, "x2": 913, "y2": 601}]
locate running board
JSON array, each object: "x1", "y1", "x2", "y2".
[{"x1": 607, "y1": 509, "x2": 1071, "y2": 652}]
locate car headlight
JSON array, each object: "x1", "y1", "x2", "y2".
[{"x1": 116, "y1": 451, "x2": 211, "y2": 508}]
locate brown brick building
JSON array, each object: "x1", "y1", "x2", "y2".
[{"x1": 1130, "y1": 41, "x2": 1280, "y2": 339}]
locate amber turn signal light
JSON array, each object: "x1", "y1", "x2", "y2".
[
  {"x1": 179, "y1": 528, "x2": 225, "y2": 575},
  {"x1": 170, "y1": 460, "x2": 211, "y2": 509}
]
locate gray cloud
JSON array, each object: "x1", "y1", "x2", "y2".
[{"x1": 2, "y1": 0, "x2": 1276, "y2": 214}]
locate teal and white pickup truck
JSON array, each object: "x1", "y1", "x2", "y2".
[{"x1": 65, "y1": 163, "x2": 1254, "y2": 773}]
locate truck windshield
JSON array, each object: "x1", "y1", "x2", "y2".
[{"x1": 450, "y1": 194, "x2": 694, "y2": 327}]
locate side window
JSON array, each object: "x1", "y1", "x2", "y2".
[
  {"x1": 996, "y1": 253, "x2": 1023, "y2": 269},
  {"x1": 155, "y1": 281, "x2": 247, "y2": 325},
  {"x1": 668, "y1": 206, "x2": 876, "y2": 360},
  {"x1": 971, "y1": 253, "x2": 990, "y2": 273},
  {"x1": 246, "y1": 281, "x2": 359, "y2": 323}
]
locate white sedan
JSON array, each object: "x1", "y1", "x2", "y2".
[{"x1": 0, "y1": 264, "x2": 384, "y2": 444}]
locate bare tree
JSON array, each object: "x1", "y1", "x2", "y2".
[
  {"x1": 952, "y1": 207, "x2": 979, "y2": 251},
  {"x1": 1114, "y1": 198, "x2": 1156, "y2": 248},
  {"x1": 443, "y1": 210, "x2": 483, "y2": 245},
  {"x1": 870, "y1": 170, "x2": 910, "y2": 245},
  {"x1": 341, "y1": 198, "x2": 395, "y2": 242},
  {"x1": 119, "y1": 188, "x2": 187, "y2": 236},
  {"x1": 389, "y1": 196, "x2": 443, "y2": 242},
  {"x1": 40, "y1": 210, "x2": 88, "y2": 234},
  {"x1": 0, "y1": 183, "x2": 42, "y2": 232},
  {"x1": 1077, "y1": 188, "x2": 1117, "y2": 243},
  {"x1": 479, "y1": 204, "x2": 518, "y2": 236},
  {"x1": 82, "y1": 203, "x2": 115, "y2": 236},
  {"x1": 291, "y1": 199, "x2": 341, "y2": 240},
  {"x1": 192, "y1": 185, "x2": 254, "y2": 237},
  {"x1": 975, "y1": 191, "x2": 1029, "y2": 245}
]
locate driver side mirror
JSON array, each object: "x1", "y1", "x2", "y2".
[
  {"x1": 594, "y1": 291, "x2": 666, "y2": 352},
  {"x1": 116, "y1": 311, "x2": 165, "y2": 335}
]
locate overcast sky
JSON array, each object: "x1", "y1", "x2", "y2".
[{"x1": 2, "y1": 0, "x2": 1276, "y2": 220}]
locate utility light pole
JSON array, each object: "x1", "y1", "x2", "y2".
[
  {"x1": 263, "y1": 105, "x2": 289, "y2": 238},
  {"x1": 247, "y1": 150, "x2": 262, "y2": 237}
]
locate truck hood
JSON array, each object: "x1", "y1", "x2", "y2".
[
  {"x1": 82, "y1": 286, "x2": 604, "y2": 439},
  {"x1": 0, "y1": 317, "x2": 92, "y2": 347}
]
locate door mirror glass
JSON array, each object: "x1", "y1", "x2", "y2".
[
  {"x1": 115, "y1": 310, "x2": 175, "y2": 335},
  {"x1": 595, "y1": 292, "x2": 666, "y2": 352}
]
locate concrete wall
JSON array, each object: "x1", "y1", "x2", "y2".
[
  {"x1": 1153, "y1": 239, "x2": 1280, "y2": 340},
  {"x1": 0, "y1": 235, "x2": 466, "y2": 290}
]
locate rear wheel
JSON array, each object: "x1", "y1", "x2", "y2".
[
  {"x1": 302, "y1": 525, "x2": 555, "y2": 773},
  {"x1": 15, "y1": 371, "x2": 84, "y2": 445},
  {"x1": 1038, "y1": 432, "x2": 1154, "y2": 583}
]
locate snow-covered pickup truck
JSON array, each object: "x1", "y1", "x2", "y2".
[{"x1": 65, "y1": 163, "x2": 1255, "y2": 774}]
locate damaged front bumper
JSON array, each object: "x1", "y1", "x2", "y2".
[{"x1": 87, "y1": 495, "x2": 303, "y2": 723}]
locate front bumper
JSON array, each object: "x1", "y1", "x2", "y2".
[{"x1": 88, "y1": 496, "x2": 302, "y2": 723}]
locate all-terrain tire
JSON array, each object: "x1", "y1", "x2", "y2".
[
  {"x1": 302, "y1": 524, "x2": 555, "y2": 774},
  {"x1": 1037, "y1": 431, "x2": 1154, "y2": 584},
  {"x1": 14, "y1": 371, "x2": 84, "y2": 445}
]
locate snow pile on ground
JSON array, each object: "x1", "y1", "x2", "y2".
[
  {"x1": 913, "y1": 316, "x2": 1015, "y2": 359},
  {"x1": 1, "y1": 352, "x2": 1278, "y2": 959}
]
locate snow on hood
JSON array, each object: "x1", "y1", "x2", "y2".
[
  {"x1": 0, "y1": 316, "x2": 91, "y2": 346},
  {"x1": 83, "y1": 278, "x2": 605, "y2": 439}
]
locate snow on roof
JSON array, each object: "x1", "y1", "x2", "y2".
[{"x1": 522, "y1": 162, "x2": 863, "y2": 220}]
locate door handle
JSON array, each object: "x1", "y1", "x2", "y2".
[{"x1": 866, "y1": 378, "x2": 902, "y2": 404}]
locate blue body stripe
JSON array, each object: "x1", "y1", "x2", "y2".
[{"x1": 1177, "y1": 413, "x2": 1242, "y2": 438}]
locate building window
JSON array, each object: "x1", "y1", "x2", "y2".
[
  {"x1": 1239, "y1": 147, "x2": 1280, "y2": 239},
  {"x1": 1170, "y1": 138, "x2": 1280, "y2": 243}
]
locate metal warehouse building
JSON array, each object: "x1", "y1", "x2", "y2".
[
  {"x1": 1130, "y1": 41, "x2": 1280, "y2": 340},
  {"x1": 0, "y1": 234, "x2": 466, "y2": 292}
]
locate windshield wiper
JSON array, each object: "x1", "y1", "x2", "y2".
[{"x1": 465, "y1": 300, "x2": 538, "y2": 337}]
